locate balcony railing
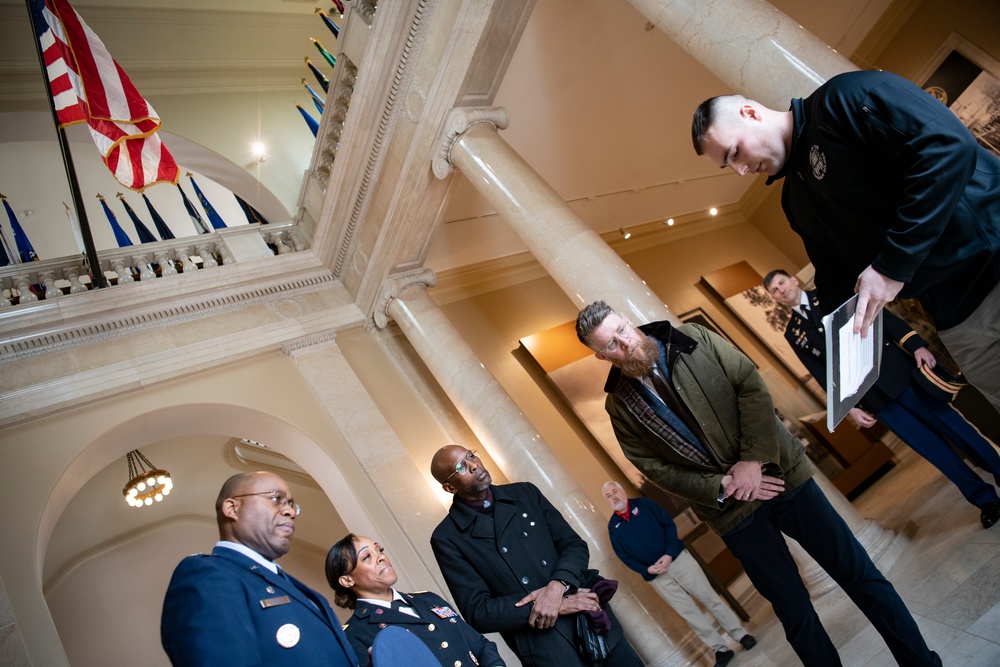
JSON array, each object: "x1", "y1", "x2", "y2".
[{"x1": 0, "y1": 222, "x2": 307, "y2": 307}]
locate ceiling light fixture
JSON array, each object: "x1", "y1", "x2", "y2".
[
  {"x1": 252, "y1": 142, "x2": 266, "y2": 163},
  {"x1": 122, "y1": 449, "x2": 173, "y2": 508},
  {"x1": 709, "y1": 207, "x2": 718, "y2": 216},
  {"x1": 620, "y1": 227, "x2": 631, "y2": 240},
  {"x1": 663, "y1": 218, "x2": 674, "y2": 226}
]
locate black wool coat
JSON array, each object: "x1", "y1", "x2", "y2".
[{"x1": 430, "y1": 483, "x2": 629, "y2": 667}]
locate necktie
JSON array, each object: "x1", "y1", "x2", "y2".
[{"x1": 391, "y1": 599, "x2": 419, "y2": 618}]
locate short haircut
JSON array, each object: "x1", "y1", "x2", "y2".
[
  {"x1": 602, "y1": 481, "x2": 624, "y2": 494},
  {"x1": 576, "y1": 300, "x2": 615, "y2": 347},
  {"x1": 215, "y1": 472, "x2": 256, "y2": 527},
  {"x1": 763, "y1": 269, "x2": 791, "y2": 291},
  {"x1": 691, "y1": 94, "x2": 748, "y2": 155},
  {"x1": 325, "y1": 533, "x2": 361, "y2": 609}
]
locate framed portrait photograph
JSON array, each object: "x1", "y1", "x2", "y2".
[{"x1": 916, "y1": 33, "x2": 1000, "y2": 158}]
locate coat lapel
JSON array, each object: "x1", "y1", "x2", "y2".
[{"x1": 211, "y1": 547, "x2": 338, "y2": 629}]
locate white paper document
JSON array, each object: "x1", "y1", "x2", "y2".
[
  {"x1": 837, "y1": 321, "x2": 875, "y2": 400},
  {"x1": 822, "y1": 295, "x2": 883, "y2": 431}
]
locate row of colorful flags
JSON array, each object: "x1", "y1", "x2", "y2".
[
  {"x1": 0, "y1": 180, "x2": 270, "y2": 265},
  {"x1": 295, "y1": 8, "x2": 345, "y2": 137}
]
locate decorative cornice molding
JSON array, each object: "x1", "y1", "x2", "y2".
[
  {"x1": 1, "y1": 272, "x2": 338, "y2": 364},
  {"x1": 432, "y1": 106, "x2": 510, "y2": 180},
  {"x1": 373, "y1": 268, "x2": 437, "y2": 329},
  {"x1": 280, "y1": 331, "x2": 340, "y2": 356},
  {"x1": 332, "y1": 0, "x2": 435, "y2": 279}
]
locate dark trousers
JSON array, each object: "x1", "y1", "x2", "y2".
[
  {"x1": 722, "y1": 479, "x2": 939, "y2": 667},
  {"x1": 877, "y1": 384, "x2": 1000, "y2": 508}
]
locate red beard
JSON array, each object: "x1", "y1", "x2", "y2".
[{"x1": 619, "y1": 332, "x2": 660, "y2": 378}]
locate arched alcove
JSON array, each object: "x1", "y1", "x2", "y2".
[{"x1": 37, "y1": 403, "x2": 378, "y2": 667}]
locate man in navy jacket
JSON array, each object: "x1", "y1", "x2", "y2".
[
  {"x1": 161, "y1": 471, "x2": 356, "y2": 667},
  {"x1": 602, "y1": 481, "x2": 755, "y2": 667},
  {"x1": 692, "y1": 70, "x2": 1000, "y2": 414}
]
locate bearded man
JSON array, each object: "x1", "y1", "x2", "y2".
[{"x1": 575, "y1": 301, "x2": 939, "y2": 667}]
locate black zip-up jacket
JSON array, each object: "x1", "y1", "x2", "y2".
[{"x1": 768, "y1": 70, "x2": 1000, "y2": 329}]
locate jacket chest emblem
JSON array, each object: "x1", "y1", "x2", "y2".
[{"x1": 809, "y1": 145, "x2": 827, "y2": 180}]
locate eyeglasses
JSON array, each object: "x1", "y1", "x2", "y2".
[
  {"x1": 232, "y1": 490, "x2": 301, "y2": 516},
  {"x1": 444, "y1": 450, "x2": 479, "y2": 483},
  {"x1": 603, "y1": 318, "x2": 632, "y2": 353}
]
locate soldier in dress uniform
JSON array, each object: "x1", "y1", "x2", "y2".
[
  {"x1": 765, "y1": 269, "x2": 1000, "y2": 529},
  {"x1": 326, "y1": 533, "x2": 505, "y2": 667}
]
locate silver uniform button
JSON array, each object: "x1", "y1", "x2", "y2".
[
  {"x1": 441, "y1": 641, "x2": 449, "y2": 649},
  {"x1": 428, "y1": 624, "x2": 435, "y2": 631}
]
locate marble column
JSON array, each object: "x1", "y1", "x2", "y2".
[
  {"x1": 281, "y1": 332, "x2": 446, "y2": 591},
  {"x1": 627, "y1": 0, "x2": 856, "y2": 107},
  {"x1": 376, "y1": 269, "x2": 696, "y2": 667},
  {"x1": 432, "y1": 107, "x2": 677, "y2": 327}
]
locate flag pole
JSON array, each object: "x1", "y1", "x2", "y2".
[{"x1": 24, "y1": 0, "x2": 107, "y2": 288}]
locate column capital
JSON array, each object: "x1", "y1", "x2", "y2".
[
  {"x1": 373, "y1": 268, "x2": 437, "y2": 329},
  {"x1": 431, "y1": 106, "x2": 510, "y2": 180}
]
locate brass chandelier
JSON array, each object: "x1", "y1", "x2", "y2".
[{"x1": 122, "y1": 449, "x2": 173, "y2": 508}]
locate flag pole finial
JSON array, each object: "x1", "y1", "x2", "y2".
[
  {"x1": 185, "y1": 171, "x2": 193, "y2": 178},
  {"x1": 116, "y1": 192, "x2": 125, "y2": 199},
  {"x1": 0, "y1": 193, "x2": 6, "y2": 200},
  {"x1": 96, "y1": 193, "x2": 105, "y2": 201}
]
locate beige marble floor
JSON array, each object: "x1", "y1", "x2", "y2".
[{"x1": 697, "y1": 439, "x2": 1000, "y2": 667}]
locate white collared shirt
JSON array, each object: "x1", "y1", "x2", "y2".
[
  {"x1": 215, "y1": 540, "x2": 279, "y2": 574},
  {"x1": 357, "y1": 589, "x2": 419, "y2": 618},
  {"x1": 794, "y1": 292, "x2": 811, "y2": 318}
]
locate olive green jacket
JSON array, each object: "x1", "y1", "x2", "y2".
[{"x1": 604, "y1": 322, "x2": 814, "y2": 535}]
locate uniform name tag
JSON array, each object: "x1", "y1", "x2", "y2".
[
  {"x1": 260, "y1": 595, "x2": 291, "y2": 609},
  {"x1": 431, "y1": 605, "x2": 458, "y2": 619}
]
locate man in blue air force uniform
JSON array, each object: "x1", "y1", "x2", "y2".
[{"x1": 161, "y1": 471, "x2": 356, "y2": 667}]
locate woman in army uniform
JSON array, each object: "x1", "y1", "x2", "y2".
[{"x1": 326, "y1": 533, "x2": 505, "y2": 667}]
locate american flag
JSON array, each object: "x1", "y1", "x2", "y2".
[{"x1": 32, "y1": 0, "x2": 179, "y2": 191}]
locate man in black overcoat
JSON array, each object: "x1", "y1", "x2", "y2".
[{"x1": 429, "y1": 445, "x2": 643, "y2": 667}]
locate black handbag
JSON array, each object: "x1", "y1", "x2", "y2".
[{"x1": 574, "y1": 612, "x2": 609, "y2": 666}]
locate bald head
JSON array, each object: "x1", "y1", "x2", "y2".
[
  {"x1": 431, "y1": 444, "x2": 491, "y2": 500},
  {"x1": 216, "y1": 472, "x2": 264, "y2": 522},
  {"x1": 431, "y1": 445, "x2": 468, "y2": 484},
  {"x1": 215, "y1": 471, "x2": 297, "y2": 561}
]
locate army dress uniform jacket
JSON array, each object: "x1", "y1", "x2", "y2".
[
  {"x1": 161, "y1": 546, "x2": 356, "y2": 667},
  {"x1": 785, "y1": 289, "x2": 929, "y2": 413},
  {"x1": 430, "y1": 482, "x2": 630, "y2": 667},
  {"x1": 344, "y1": 590, "x2": 505, "y2": 667}
]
